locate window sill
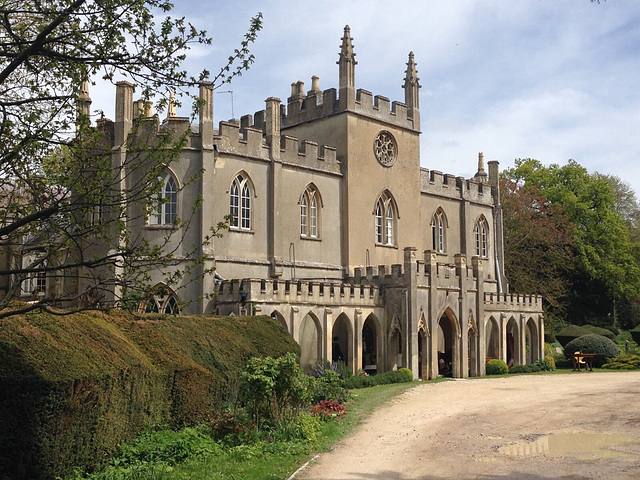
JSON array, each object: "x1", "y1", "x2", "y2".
[
  {"x1": 145, "y1": 224, "x2": 177, "y2": 230},
  {"x1": 300, "y1": 235, "x2": 322, "y2": 242},
  {"x1": 375, "y1": 243, "x2": 398, "y2": 249},
  {"x1": 230, "y1": 228, "x2": 255, "y2": 235}
]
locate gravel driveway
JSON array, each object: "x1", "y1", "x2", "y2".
[{"x1": 298, "y1": 372, "x2": 640, "y2": 479}]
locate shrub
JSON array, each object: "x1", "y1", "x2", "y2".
[
  {"x1": 486, "y1": 359, "x2": 508, "y2": 375},
  {"x1": 310, "y1": 368, "x2": 349, "y2": 403},
  {"x1": 555, "y1": 325, "x2": 590, "y2": 347},
  {"x1": 564, "y1": 334, "x2": 620, "y2": 367},
  {"x1": 543, "y1": 355, "x2": 556, "y2": 370},
  {"x1": 309, "y1": 400, "x2": 346, "y2": 419},
  {"x1": 582, "y1": 325, "x2": 615, "y2": 340},
  {"x1": 239, "y1": 353, "x2": 312, "y2": 427},
  {"x1": 544, "y1": 332, "x2": 557, "y2": 343},
  {"x1": 602, "y1": 354, "x2": 640, "y2": 370}
]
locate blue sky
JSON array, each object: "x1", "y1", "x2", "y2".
[{"x1": 92, "y1": 0, "x2": 640, "y2": 195}]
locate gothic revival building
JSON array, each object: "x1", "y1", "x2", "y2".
[{"x1": 77, "y1": 26, "x2": 544, "y2": 379}]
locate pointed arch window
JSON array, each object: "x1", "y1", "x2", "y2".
[
  {"x1": 149, "y1": 171, "x2": 178, "y2": 225},
  {"x1": 431, "y1": 208, "x2": 447, "y2": 253},
  {"x1": 142, "y1": 287, "x2": 180, "y2": 314},
  {"x1": 473, "y1": 217, "x2": 489, "y2": 257},
  {"x1": 300, "y1": 185, "x2": 320, "y2": 238},
  {"x1": 375, "y1": 191, "x2": 397, "y2": 246},
  {"x1": 230, "y1": 173, "x2": 252, "y2": 230}
]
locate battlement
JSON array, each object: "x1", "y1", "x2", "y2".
[
  {"x1": 214, "y1": 113, "x2": 341, "y2": 173},
  {"x1": 483, "y1": 292, "x2": 543, "y2": 313},
  {"x1": 279, "y1": 135, "x2": 341, "y2": 174},
  {"x1": 215, "y1": 277, "x2": 382, "y2": 308},
  {"x1": 353, "y1": 89, "x2": 413, "y2": 129},
  {"x1": 281, "y1": 77, "x2": 416, "y2": 131},
  {"x1": 420, "y1": 168, "x2": 494, "y2": 205}
]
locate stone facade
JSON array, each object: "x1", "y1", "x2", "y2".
[{"x1": 78, "y1": 26, "x2": 544, "y2": 379}]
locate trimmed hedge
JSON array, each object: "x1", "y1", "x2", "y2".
[
  {"x1": 563, "y1": 334, "x2": 620, "y2": 367},
  {"x1": 343, "y1": 368, "x2": 413, "y2": 389},
  {"x1": 0, "y1": 311, "x2": 299, "y2": 480}
]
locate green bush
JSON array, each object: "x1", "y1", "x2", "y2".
[
  {"x1": 543, "y1": 355, "x2": 556, "y2": 370},
  {"x1": 582, "y1": 325, "x2": 615, "y2": 340},
  {"x1": 486, "y1": 359, "x2": 508, "y2": 375},
  {"x1": 555, "y1": 325, "x2": 590, "y2": 346},
  {"x1": 310, "y1": 368, "x2": 349, "y2": 403},
  {"x1": 564, "y1": 334, "x2": 620, "y2": 367},
  {"x1": 602, "y1": 354, "x2": 640, "y2": 370},
  {"x1": 239, "y1": 353, "x2": 311, "y2": 427}
]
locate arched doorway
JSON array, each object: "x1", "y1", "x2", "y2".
[
  {"x1": 506, "y1": 317, "x2": 519, "y2": 367},
  {"x1": 270, "y1": 310, "x2": 288, "y2": 333},
  {"x1": 525, "y1": 317, "x2": 539, "y2": 364},
  {"x1": 332, "y1": 313, "x2": 353, "y2": 371},
  {"x1": 299, "y1": 312, "x2": 322, "y2": 373},
  {"x1": 485, "y1": 317, "x2": 500, "y2": 360},
  {"x1": 362, "y1": 315, "x2": 380, "y2": 375},
  {"x1": 438, "y1": 309, "x2": 458, "y2": 377}
]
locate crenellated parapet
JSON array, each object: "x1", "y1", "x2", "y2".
[
  {"x1": 214, "y1": 120, "x2": 270, "y2": 160},
  {"x1": 215, "y1": 277, "x2": 382, "y2": 308},
  {"x1": 281, "y1": 82, "x2": 416, "y2": 131},
  {"x1": 483, "y1": 291, "x2": 543, "y2": 314},
  {"x1": 420, "y1": 168, "x2": 495, "y2": 205},
  {"x1": 279, "y1": 135, "x2": 341, "y2": 174},
  {"x1": 213, "y1": 114, "x2": 341, "y2": 173}
]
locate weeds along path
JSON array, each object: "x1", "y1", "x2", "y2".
[{"x1": 298, "y1": 372, "x2": 640, "y2": 480}]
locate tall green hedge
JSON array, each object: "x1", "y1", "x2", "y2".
[{"x1": 0, "y1": 311, "x2": 299, "y2": 480}]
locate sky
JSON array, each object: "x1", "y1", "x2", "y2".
[{"x1": 91, "y1": 0, "x2": 640, "y2": 195}]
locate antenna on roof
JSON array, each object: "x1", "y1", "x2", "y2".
[{"x1": 217, "y1": 90, "x2": 234, "y2": 120}]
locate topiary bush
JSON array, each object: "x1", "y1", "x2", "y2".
[
  {"x1": 555, "y1": 325, "x2": 590, "y2": 347},
  {"x1": 564, "y1": 334, "x2": 620, "y2": 367},
  {"x1": 581, "y1": 325, "x2": 615, "y2": 340},
  {"x1": 486, "y1": 359, "x2": 508, "y2": 375}
]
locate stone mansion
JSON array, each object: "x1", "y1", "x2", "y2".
[{"x1": 76, "y1": 27, "x2": 545, "y2": 379}]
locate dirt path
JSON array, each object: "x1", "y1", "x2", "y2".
[{"x1": 298, "y1": 372, "x2": 640, "y2": 479}]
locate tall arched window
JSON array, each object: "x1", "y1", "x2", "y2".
[
  {"x1": 473, "y1": 217, "x2": 489, "y2": 257},
  {"x1": 300, "y1": 185, "x2": 320, "y2": 238},
  {"x1": 230, "y1": 173, "x2": 252, "y2": 230},
  {"x1": 149, "y1": 171, "x2": 178, "y2": 225},
  {"x1": 375, "y1": 191, "x2": 397, "y2": 246},
  {"x1": 431, "y1": 208, "x2": 447, "y2": 253}
]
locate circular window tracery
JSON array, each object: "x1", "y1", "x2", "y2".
[{"x1": 374, "y1": 131, "x2": 397, "y2": 167}]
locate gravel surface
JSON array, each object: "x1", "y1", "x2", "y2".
[{"x1": 298, "y1": 372, "x2": 640, "y2": 479}]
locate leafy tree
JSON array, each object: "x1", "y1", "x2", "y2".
[
  {"x1": 504, "y1": 159, "x2": 640, "y2": 328},
  {"x1": 0, "y1": 1, "x2": 263, "y2": 318},
  {"x1": 500, "y1": 176, "x2": 574, "y2": 332}
]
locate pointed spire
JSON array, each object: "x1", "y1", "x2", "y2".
[
  {"x1": 474, "y1": 152, "x2": 488, "y2": 183},
  {"x1": 338, "y1": 25, "x2": 356, "y2": 110},
  {"x1": 403, "y1": 51, "x2": 420, "y2": 126}
]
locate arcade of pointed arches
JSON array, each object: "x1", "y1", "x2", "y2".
[{"x1": 260, "y1": 303, "x2": 543, "y2": 379}]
